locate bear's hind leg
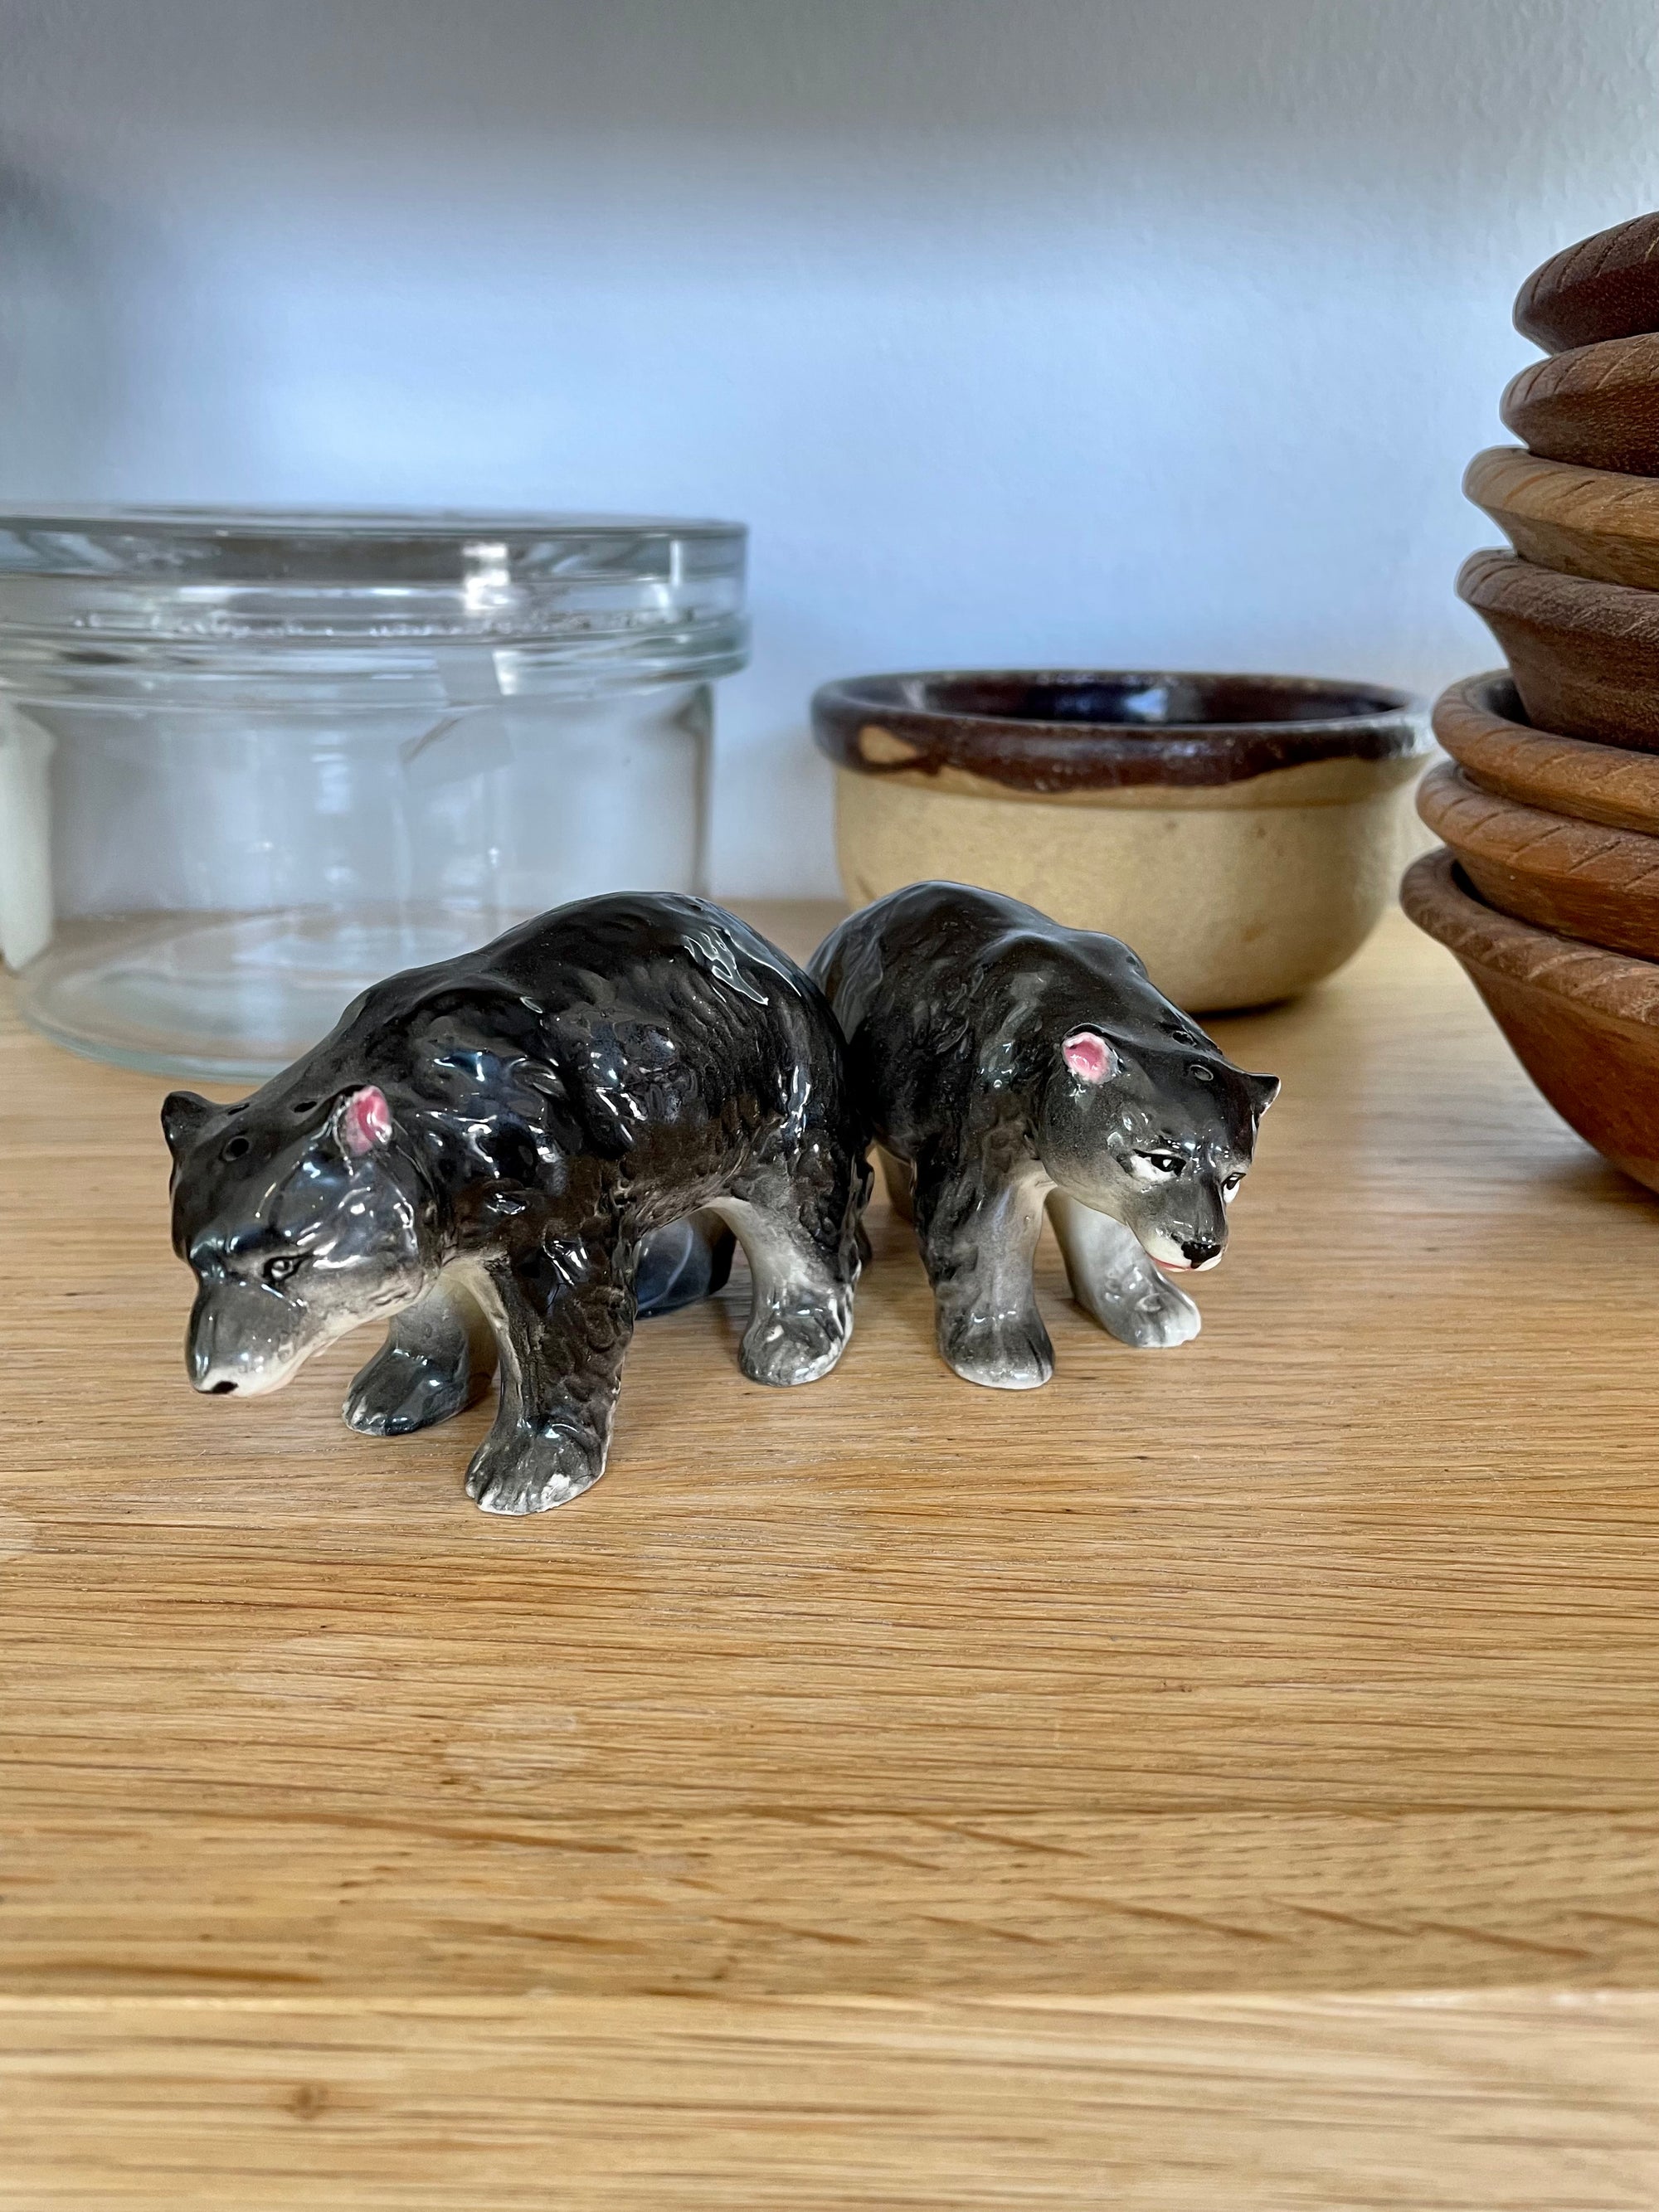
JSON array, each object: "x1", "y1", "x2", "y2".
[
  {"x1": 460, "y1": 1240, "x2": 636, "y2": 1516},
  {"x1": 343, "y1": 1271, "x2": 498, "y2": 1437},
  {"x1": 914, "y1": 1155, "x2": 1053, "y2": 1390},
  {"x1": 713, "y1": 1164, "x2": 860, "y2": 1388},
  {"x1": 635, "y1": 1210, "x2": 737, "y2": 1318},
  {"x1": 1047, "y1": 1190, "x2": 1200, "y2": 1350}
]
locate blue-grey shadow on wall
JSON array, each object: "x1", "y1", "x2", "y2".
[{"x1": 0, "y1": 152, "x2": 128, "y2": 502}]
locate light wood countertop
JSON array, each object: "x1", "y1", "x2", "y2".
[{"x1": 2, "y1": 900, "x2": 1657, "y2": 2205}]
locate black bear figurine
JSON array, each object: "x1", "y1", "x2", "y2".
[
  {"x1": 810, "y1": 882, "x2": 1277, "y2": 1389},
  {"x1": 163, "y1": 894, "x2": 869, "y2": 1514}
]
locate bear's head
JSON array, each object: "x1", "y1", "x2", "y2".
[
  {"x1": 162, "y1": 1081, "x2": 434, "y2": 1397},
  {"x1": 1037, "y1": 1024, "x2": 1277, "y2": 1273}
]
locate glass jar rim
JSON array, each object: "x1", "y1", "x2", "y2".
[
  {"x1": 0, "y1": 504, "x2": 748, "y2": 668},
  {"x1": 0, "y1": 503, "x2": 746, "y2": 566}
]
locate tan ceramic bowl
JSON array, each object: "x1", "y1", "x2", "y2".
[
  {"x1": 1403, "y1": 846, "x2": 1659, "y2": 1194},
  {"x1": 812, "y1": 670, "x2": 1430, "y2": 1011}
]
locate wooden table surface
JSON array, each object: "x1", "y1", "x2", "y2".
[{"x1": 2, "y1": 900, "x2": 1658, "y2": 2208}]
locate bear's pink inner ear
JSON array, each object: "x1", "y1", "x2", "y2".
[
  {"x1": 1063, "y1": 1030, "x2": 1117, "y2": 1084},
  {"x1": 338, "y1": 1085, "x2": 393, "y2": 1156}
]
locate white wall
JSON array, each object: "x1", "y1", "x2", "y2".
[{"x1": 0, "y1": 0, "x2": 1656, "y2": 895}]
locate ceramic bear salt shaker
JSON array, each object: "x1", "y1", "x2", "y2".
[
  {"x1": 810, "y1": 882, "x2": 1277, "y2": 1389},
  {"x1": 163, "y1": 894, "x2": 869, "y2": 1514}
]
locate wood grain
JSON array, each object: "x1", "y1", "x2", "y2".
[
  {"x1": 1402, "y1": 846, "x2": 1659, "y2": 1198},
  {"x1": 1514, "y1": 209, "x2": 1659, "y2": 354},
  {"x1": 3, "y1": 897, "x2": 1659, "y2": 2203},
  {"x1": 1502, "y1": 331, "x2": 1659, "y2": 476},
  {"x1": 1432, "y1": 669, "x2": 1659, "y2": 835},
  {"x1": 3, "y1": 1993, "x2": 1657, "y2": 2210},
  {"x1": 1466, "y1": 443, "x2": 1659, "y2": 591},
  {"x1": 1416, "y1": 756, "x2": 1659, "y2": 960},
  {"x1": 1457, "y1": 546, "x2": 1659, "y2": 748}
]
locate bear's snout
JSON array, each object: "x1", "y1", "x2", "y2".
[{"x1": 185, "y1": 1290, "x2": 304, "y2": 1398}]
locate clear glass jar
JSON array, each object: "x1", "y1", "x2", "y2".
[{"x1": 0, "y1": 508, "x2": 747, "y2": 1077}]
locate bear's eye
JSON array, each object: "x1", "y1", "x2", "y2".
[
  {"x1": 1141, "y1": 1151, "x2": 1183, "y2": 1178},
  {"x1": 264, "y1": 1253, "x2": 303, "y2": 1286},
  {"x1": 1223, "y1": 1172, "x2": 1244, "y2": 1202},
  {"x1": 221, "y1": 1133, "x2": 251, "y2": 1161}
]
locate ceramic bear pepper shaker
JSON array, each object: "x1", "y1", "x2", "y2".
[
  {"x1": 810, "y1": 882, "x2": 1277, "y2": 1389},
  {"x1": 163, "y1": 893, "x2": 869, "y2": 1514}
]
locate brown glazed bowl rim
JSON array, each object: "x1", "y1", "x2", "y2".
[
  {"x1": 1402, "y1": 845, "x2": 1659, "y2": 1028},
  {"x1": 812, "y1": 669, "x2": 1429, "y2": 794}
]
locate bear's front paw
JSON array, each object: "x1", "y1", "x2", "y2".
[
  {"x1": 1098, "y1": 1272, "x2": 1202, "y2": 1351},
  {"x1": 941, "y1": 1308, "x2": 1055, "y2": 1391},
  {"x1": 740, "y1": 1292, "x2": 853, "y2": 1388},
  {"x1": 344, "y1": 1344, "x2": 474, "y2": 1437},
  {"x1": 465, "y1": 1422, "x2": 606, "y2": 1514}
]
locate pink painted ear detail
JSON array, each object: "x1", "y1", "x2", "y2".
[
  {"x1": 338, "y1": 1085, "x2": 392, "y2": 1156},
  {"x1": 1062, "y1": 1029, "x2": 1117, "y2": 1084}
]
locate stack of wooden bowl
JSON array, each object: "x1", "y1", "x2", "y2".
[{"x1": 1404, "y1": 210, "x2": 1659, "y2": 1193}]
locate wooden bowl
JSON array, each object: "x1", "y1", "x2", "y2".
[
  {"x1": 1515, "y1": 211, "x2": 1659, "y2": 353},
  {"x1": 1457, "y1": 548, "x2": 1659, "y2": 749},
  {"x1": 1502, "y1": 333, "x2": 1659, "y2": 474},
  {"x1": 812, "y1": 669, "x2": 1429, "y2": 1010},
  {"x1": 1464, "y1": 446, "x2": 1659, "y2": 590},
  {"x1": 1401, "y1": 845, "x2": 1659, "y2": 1193},
  {"x1": 1434, "y1": 672, "x2": 1659, "y2": 835},
  {"x1": 1417, "y1": 756, "x2": 1659, "y2": 961}
]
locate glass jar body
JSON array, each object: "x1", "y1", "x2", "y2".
[{"x1": 0, "y1": 644, "x2": 716, "y2": 1076}]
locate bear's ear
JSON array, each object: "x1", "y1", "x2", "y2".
[
  {"x1": 1249, "y1": 1072, "x2": 1281, "y2": 1116},
  {"x1": 161, "y1": 1090, "x2": 218, "y2": 1160},
  {"x1": 333, "y1": 1084, "x2": 394, "y2": 1158},
  {"x1": 1062, "y1": 1028, "x2": 1119, "y2": 1085}
]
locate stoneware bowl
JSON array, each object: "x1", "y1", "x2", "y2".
[
  {"x1": 1403, "y1": 846, "x2": 1659, "y2": 1194},
  {"x1": 1417, "y1": 756, "x2": 1659, "y2": 962},
  {"x1": 1457, "y1": 548, "x2": 1659, "y2": 749},
  {"x1": 1434, "y1": 671, "x2": 1659, "y2": 835},
  {"x1": 1465, "y1": 445, "x2": 1659, "y2": 591},
  {"x1": 1502, "y1": 333, "x2": 1659, "y2": 475},
  {"x1": 1514, "y1": 211, "x2": 1659, "y2": 354},
  {"x1": 812, "y1": 669, "x2": 1430, "y2": 1011}
]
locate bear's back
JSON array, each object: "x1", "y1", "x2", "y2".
[
  {"x1": 256, "y1": 893, "x2": 844, "y2": 1184},
  {"x1": 308, "y1": 893, "x2": 811, "y2": 1064},
  {"x1": 813, "y1": 881, "x2": 1214, "y2": 1155}
]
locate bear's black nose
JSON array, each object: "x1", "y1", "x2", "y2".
[
  {"x1": 208, "y1": 1379, "x2": 238, "y2": 1394},
  {"x1": 1181, "y1": 1236, "x2": 1221, "y2": 1267}
]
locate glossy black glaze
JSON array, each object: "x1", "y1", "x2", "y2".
[
  {"x1": 810, "y1": 883, "x2": 1277, "y2": 1389},
  {"x1": 163, "y1": 893, "x2": 868, "y2": 1514}
]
